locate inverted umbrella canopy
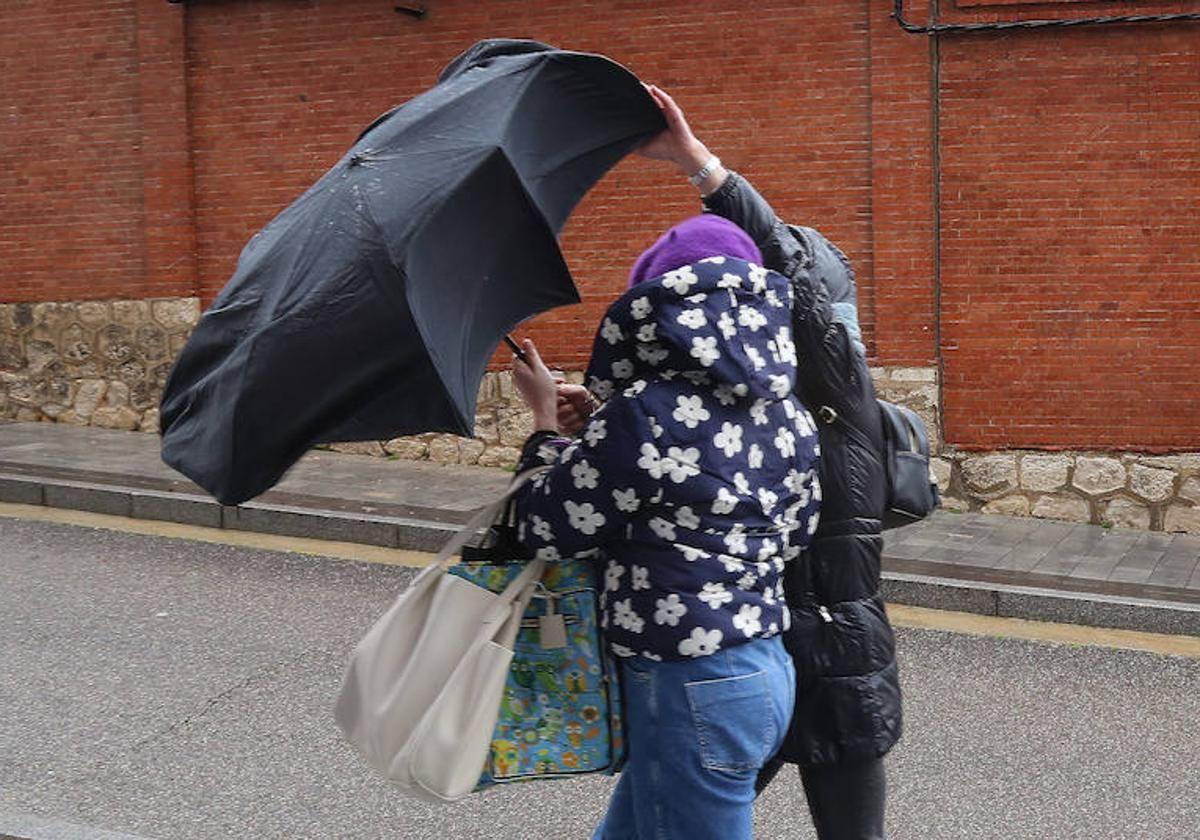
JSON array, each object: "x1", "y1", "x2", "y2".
[{"x1": 160, "y1": 39, "x2": 664, "y2": 505}]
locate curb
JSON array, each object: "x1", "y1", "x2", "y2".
[
  {"x1": 0, "y1": 472, "x2": 457, "y2": 554},
  {"x1": 5, "y1": 471, "x2": 1199, "y2": 639},
  {"x1": 881, "y1": 572, "x2": 1200, "y2": 638}
]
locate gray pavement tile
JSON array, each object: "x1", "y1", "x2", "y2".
[{"x1": 1108, "y1": 552, "x2": 1164, "y2": 584}]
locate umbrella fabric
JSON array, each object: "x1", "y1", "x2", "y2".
[{"x1": 160, "y1": 39, "x2": 664, "y2": 505}]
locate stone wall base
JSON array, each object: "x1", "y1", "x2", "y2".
[
  {"x1": 4, "y1": 321, "x2": 1196, "y2": 537},
  {"x1": 1, "y1": 297, "x2": 199, "y2": 432}
]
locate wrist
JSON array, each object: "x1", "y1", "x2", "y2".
[
  {"x1": 675, "y1": 140, "x2": 711, "y2": 176},
  {"x1": 532, "y1": 404, "x2": 557, "y2": 432}
]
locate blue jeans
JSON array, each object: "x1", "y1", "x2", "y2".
[{"x1": 593, "y1": 636, "x2": 795, "y2": 840}]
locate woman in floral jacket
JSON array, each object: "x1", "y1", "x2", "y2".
[{"x1": 509, "y1": 215, "x2": 821, "y2": 839}]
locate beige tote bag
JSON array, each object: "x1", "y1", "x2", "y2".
[{"x1": 334, "y1": 479, "x2": 546, "y2": 802}]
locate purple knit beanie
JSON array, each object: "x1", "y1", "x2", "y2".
[{"x1": 626, "y1": 214, "x2": 763, "y2": 289}]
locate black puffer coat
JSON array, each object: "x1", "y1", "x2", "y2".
[{"x1": 704, "y1": 172, "x2": 902, "y2": 766}]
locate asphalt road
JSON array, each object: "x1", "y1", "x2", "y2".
[{"x1": 2, "y1": 516, "x2": 1198, "y2": 840}]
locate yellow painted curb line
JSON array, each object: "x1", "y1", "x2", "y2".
[
  {"x1": 0, "y1": 501, "x2": 433, "y2": 568},
  {"x1": 890, "y1": 603, "x2": 1200, "y2": 659},
  {"x1": 4, "y1": 500, "x2": 1198, "y2": 658}
]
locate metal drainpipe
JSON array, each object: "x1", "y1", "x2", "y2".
[{"x1": 893, "y1": 0, "x2": 1200, "y2": 34}]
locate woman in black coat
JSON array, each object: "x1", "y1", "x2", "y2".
[{"x1": 636, "y1": 84, "x2": 902, "y2": 840}]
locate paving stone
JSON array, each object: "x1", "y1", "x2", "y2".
[
  {"x1": 996, "y1": 591, "x2": 1200, "y2": 636},
  {"x1": 130, "y1": 491, "x2": 222, "y2": 528},
  {"x1": 42, "y1": 481, "x2": 132, "y2": 517},
  {"x1": 880, "y1": 575, "x2": 998, "y2": 616},
  {"x1": 0, "y1": 474, "x2": 43, "y2": 505},
  {"x1": 223, "y1": 504, "x2": 399, "y2": 548}
]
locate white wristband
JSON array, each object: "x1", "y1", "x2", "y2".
[{"x1": 687, "y1": 155, "x2": 721, "y2": 187}]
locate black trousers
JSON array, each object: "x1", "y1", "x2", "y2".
[{"x1": 756, "y1": 756, "x2": 887, "y2": 840}]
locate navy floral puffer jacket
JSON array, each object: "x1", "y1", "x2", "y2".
[{"x1": 513, "y1": 256, "x2": 821, "y2": 662}]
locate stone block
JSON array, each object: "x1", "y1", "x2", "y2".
[
  {"x1": 326, "y1": 441, "x2": 387, "y2": 457},
  {"x1": 131, "y1": 491, "x2": 222, "y2": 528},
  {"x1": 383, "y1": 437, "x2": 428, "y2": 460},
  {"x1": 1129, "y1": 464, "x2": 1176, "y2": 502},
  {"x1": 960, "y1": 454, "x2": 1017, "y2": 496},
  {"x1": 0, "y1": 474, "x2": 44, "y2": 505},
  {"x1": 71, "y1": 378, "x2": 108, "y2": 419},
  {"x1": 151, "y1": 297, "x2": 200, "y2": 331},
  {"x1": 1072, "y1": 456, "x2": 1126, "y2": 496},
  {"x1": 1180, "y1": 477, "x2": 1200, "y2": 505},
  {"x1": 139, "y1": 408, "x2": 160, "y2": 433},
  {"x1": 881, "y1": 576, "x2": 998, "y2": 616},
  {"x1": 32, "y1": 301, "x2": 73, "y2": 331},
  {"x1": 1164, "y1": 504, "x2": 1200, "y2": 535},
  {"x1": 477, "y1": 445, "x2": 520, "y2": 469},
  {"x1": 224, "y1": 504, "x2": 398, "y2": 548},
  {"x1": 938, "y1": 495, "x2": 971, "y2": 513},
  {"x1": 43, "y1": 481, "x2": 132, "y2": 517},
  {"x1": 982, "y1": 495, "x2": 1030, "y2": 517},
  {"x1": 930, "y1": 457, "x2": 953, "y2": 492},
  {"x1": 459, "y1": 439, "x2": 486, "y2": 465},
  {"x1": 104, "y1": 380, "x2": 131, "y2": 408},
  {"x1": 497, "y1": 411, "x2": 534, "y2": 448},
  {"x1": 1101, "y1": 497, "x2": 1151, "y2": 531},
  {"x1": 427, "y1": 436, "x2": 461, "y2": 464},
  {"x1": 496, "y1": 370, "x2": 516, "y2": 400},
  {"x1": 14, "y1": 407, "x2": 41, "y2": 422},
  {"x1": 91, "y1": 406, "x2": 141, "y2": 431},
  {"x1": 24, "y1": 339, "x2": 57, "y2": 376},
  {"x1": 472, "y1": 411, "x2": 500, "y2": 445},
  {"x1": 1019, "y1": 454, "x2": 1070, "y2": 492},
  {"x1": 886, "y1": 367, "x2": 938, "y2": 383},
  {"x1": 1138, "y1": 454, "x2": 1200, "y2": 475},
  {"x1": 1031, "y1": 494, "x2": 1091, "y2": 524},
  {"x1": 111, "y1": 299, "x2": 151, "y2": 328},
  {"x1": 76, "y1": 300, "x2": 111, "y2": 327}
]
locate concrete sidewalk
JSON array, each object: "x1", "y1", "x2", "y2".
[{"x1": 2, "y1": 419, "x2": 1198, "y2": 636}]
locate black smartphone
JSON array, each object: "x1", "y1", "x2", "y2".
[{"x1": 503, "y1": 334, "x2": 528, "y2": 363}]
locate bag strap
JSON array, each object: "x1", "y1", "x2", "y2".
[
  {"x1": 402, "y1": 464, "x2": 555, "y2": 604},
  {"x1": 428, "y1": 464, "x2": 551, "y2": 573}
]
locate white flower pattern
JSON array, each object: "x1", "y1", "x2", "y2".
[{"x1": 510, "y1": 257, "x2": 819, "y2": 661}]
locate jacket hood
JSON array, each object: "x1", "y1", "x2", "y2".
[{"x1": 586, "y1": 257, "x2": 797, "y2": 403}]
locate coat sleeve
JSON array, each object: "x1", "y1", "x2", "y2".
[
  {"x1": 702, "y1": 171, "x2": 869, "y2": 412},
  {"x1": 511, "y1": 398, "x2": 658, "y2": 560}
]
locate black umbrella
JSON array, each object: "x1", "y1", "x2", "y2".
[{"x1": 159, "y1": 39, "x2": 664, "y2": 505}]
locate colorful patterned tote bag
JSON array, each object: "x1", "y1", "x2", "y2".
[{"x1": 451, "y1": 512, "x2": 625, "y2": 789}]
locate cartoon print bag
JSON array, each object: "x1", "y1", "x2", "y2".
[{"x1": 452, "y1": 506, "x2": 626, "y2": 789}]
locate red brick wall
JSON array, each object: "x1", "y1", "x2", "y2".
[
  {"x1": 182, "y1": 0, "x2": 882, "y2": 370},
  {"x1": 0, "y1": 1, "x2": 146, "y2": 301},
  {"x1": 3, "y1": 0, "x2": 1198, "y2": 450},
  {"x1": 937, "y1": 17, "x2": 1200, "y2": 450}
]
